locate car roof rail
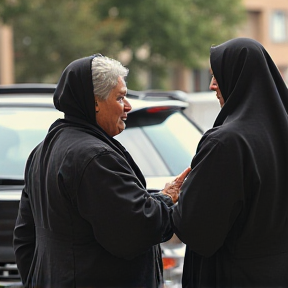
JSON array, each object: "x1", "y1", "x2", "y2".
[
  {"x1": 0, "y1": 84, "x2": 188, "y2": 102},
  {"x1": 127, "y1": 89, "x2": 188, "y2": 101},
  {"x1": 0, "y1": 83, "x2": 56, "y2": 94}
]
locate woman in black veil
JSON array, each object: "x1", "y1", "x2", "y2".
[{"x1": 172, "y1": 38, "x2": 288, "y2": 287}]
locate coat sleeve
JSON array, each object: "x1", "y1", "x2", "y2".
[
  {"x1": 74, "y1": 151, "x2": 173, "y2": 260},
  {"x1": 172, "y1": 137, "x2": 244, "y2": 257},
  {"x1": 13, "y1": 186, "x2": 36, "y2": 285}
]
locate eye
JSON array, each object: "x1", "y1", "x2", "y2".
[{"x1": 117, "y1": 96, "x2": 124, "y2": 103}]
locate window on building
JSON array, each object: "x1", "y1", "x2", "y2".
[{"x1": 270, "y1": 11, "x2": 288, "y2": 42}]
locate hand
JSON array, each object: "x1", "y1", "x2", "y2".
[{"x1": 161, "y1": 167, "x2": 191, "y2": 203}]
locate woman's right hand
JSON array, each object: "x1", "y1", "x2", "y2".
[{"x1": 161, "y1": 167, "x2": 191, "y2": 203}]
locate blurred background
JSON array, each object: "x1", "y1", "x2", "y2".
[
  {"x1": 0, "y1": 0, "x2": 288, "y2": 92},
  {"x1": 1, "y1": 2, "x2": 288, "y2": 286}
]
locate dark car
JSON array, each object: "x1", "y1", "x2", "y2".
[{"x1": 0, "y1": 84, "x2": 202, "y2": 287}]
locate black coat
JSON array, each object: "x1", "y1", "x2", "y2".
[
  {"x1": 172, "y1": 38, "x2": 288, "y2": 287},
  {"x1": 13, "y1": 56, "x2": 173, "y2": 288}
]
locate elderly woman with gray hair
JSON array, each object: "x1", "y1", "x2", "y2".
[{"x1": 13, "y1": 54, "x2": 190, "y2": 288}]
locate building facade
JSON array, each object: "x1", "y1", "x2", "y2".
[
  {"x1": 239, "y1": 0, "x2": 288, "y2": 83},
  {"x1": 0, "y1": 23, "x2": 14, "y2": 84}
]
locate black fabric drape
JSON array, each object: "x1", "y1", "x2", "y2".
[{"x1": 172, "y1": 38, "x2": 288, "y2": 287}]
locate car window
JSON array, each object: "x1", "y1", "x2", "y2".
[
  {"x1": 116, "y1": 127, "x2": 171, "y2": 176},
  {"x1": 0, "y1": 107, "x2": 62, "y2": 178},
  {"x1": 115, "y1": 111, "x2": 202, "y2": 176},
  {"x1": 0, "y1": 106, "x2": 202, "y2": 179}
]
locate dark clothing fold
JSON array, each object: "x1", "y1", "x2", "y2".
[
  {"x1": 13, "y1": 55, "x2": 173, "y2": 288},
  {"x1": 172, "y1": 38, "x2": 288, "y2": 287}
]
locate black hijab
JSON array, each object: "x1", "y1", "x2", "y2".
[
  {"x1": 172, "y1": 38, "x2": 288, "y2": 287},
  {"x1": 53, "y1": 55, "x2": 96, "y2": 125},
  {"x1": 51, "y1": 55, "x2": 146, "y2": 187},
  {"x1": 210, "y1": 38, "x2": 288, "y2": 128}
]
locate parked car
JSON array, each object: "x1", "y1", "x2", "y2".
[{"x1": 0, "y1": 84, "x2": 203, "y2": 287}]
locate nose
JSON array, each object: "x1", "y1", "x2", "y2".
[
  {"x1": 124, "y1": 97, "x2": 132, "y2": 112},
  {"x1": 209, "y1": 77, "x2": 218, "y2": 91}
]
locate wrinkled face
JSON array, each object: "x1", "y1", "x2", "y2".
[
  {"x1": 95, "y1": 76, "x2": 131, "y2": 137},
  {"x1": 209, "y1": 70, "x2": 225, "y2": 108}
]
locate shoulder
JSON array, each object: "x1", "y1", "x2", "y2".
[
  {"x1": 43, "y1": 127, "x2": 124, "y2": 176},
  {"x1": 194, "y1": 124, "x2": 247, "y2": 164},
  {"x1": 200, "y1": 124, "x2": 244, "y2": 148},
  {"x1": 58, "y1": 128, "x2": 116, "y2": 156}
]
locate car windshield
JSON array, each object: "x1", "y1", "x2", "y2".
[
  {"x1": 0, "y1": 107, "x2": 62, "y2": 178},
  {"x1": 115, "y1": 111, "x2": 202, "y2": 176}
]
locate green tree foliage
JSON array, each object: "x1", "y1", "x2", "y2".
[
  {"x1": 96, "y1": 0, "x2": 245, "y2": 89},
  {"x1": 1, "y1": 0, "x2": 245, "y2": 87},
  {"x1": 9, "y1": 0, "x2": 127, "y2": 82},
  {"x1": 98, "y1": 0, "x2": 244, "y2": 66},
  {"x1": 0, "y1": 0, "x2": 30, "y2": 23}
]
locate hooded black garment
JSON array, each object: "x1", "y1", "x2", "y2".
[
  {"x1": 172, "y1": 38, "x2": 288, "y2": 287},
  {"x1": 13, "y1": 55, "x2": 174, "y2": 288}
]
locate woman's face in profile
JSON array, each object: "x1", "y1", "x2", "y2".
[
  {"x1": 95, "y1": 76, "x2": 132, "y2": 137},
  {"x1": 209, "y1": 70, "x2": 225, "y2": 108}
]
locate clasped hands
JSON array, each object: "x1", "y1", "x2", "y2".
[{"x1": 161, "y1": 167, "x2": 191, "y2": 204}]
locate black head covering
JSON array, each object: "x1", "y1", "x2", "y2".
[
  {"x1": 172, "y1": 38, "x2": 288, "y2": 286},
  {"x1": 210, "y1": 37, "x2": 288, "y2": 127},
  {"x1": 51, "y1": 55, "x2": 146, "y2": 187},
  {"x1": 53, "y1": 55, "x2": 97, "y2": 125}
]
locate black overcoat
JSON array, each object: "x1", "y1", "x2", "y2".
[
  {"x1": 13, "y1": 56, "x2": 173, "y2": 288},
  {"x1": 172, "y1": 38, "x2": 288, "y2": 287}
]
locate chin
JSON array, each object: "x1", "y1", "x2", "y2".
[
  {"x1": 115, "y1": 127, "x2": 125, "y2": 136},
  {"x1": 119, "y1": 124, "x2": 126, "y2": 131}
]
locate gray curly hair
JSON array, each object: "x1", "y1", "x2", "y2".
[{"x1": 91, "y1": 55, "x2": 129, "y2": 100}]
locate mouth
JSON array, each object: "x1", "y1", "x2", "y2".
[
  {"x1": 118, "y1": 117, "x2": 127, "y2": 134},
  {"x1": 120, "y1": 114, "x2": 127, "y2": 122}
]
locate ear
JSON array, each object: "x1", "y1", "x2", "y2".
[{"x1": 94, "y1": 97, "x2": 100, "y2": 113}]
